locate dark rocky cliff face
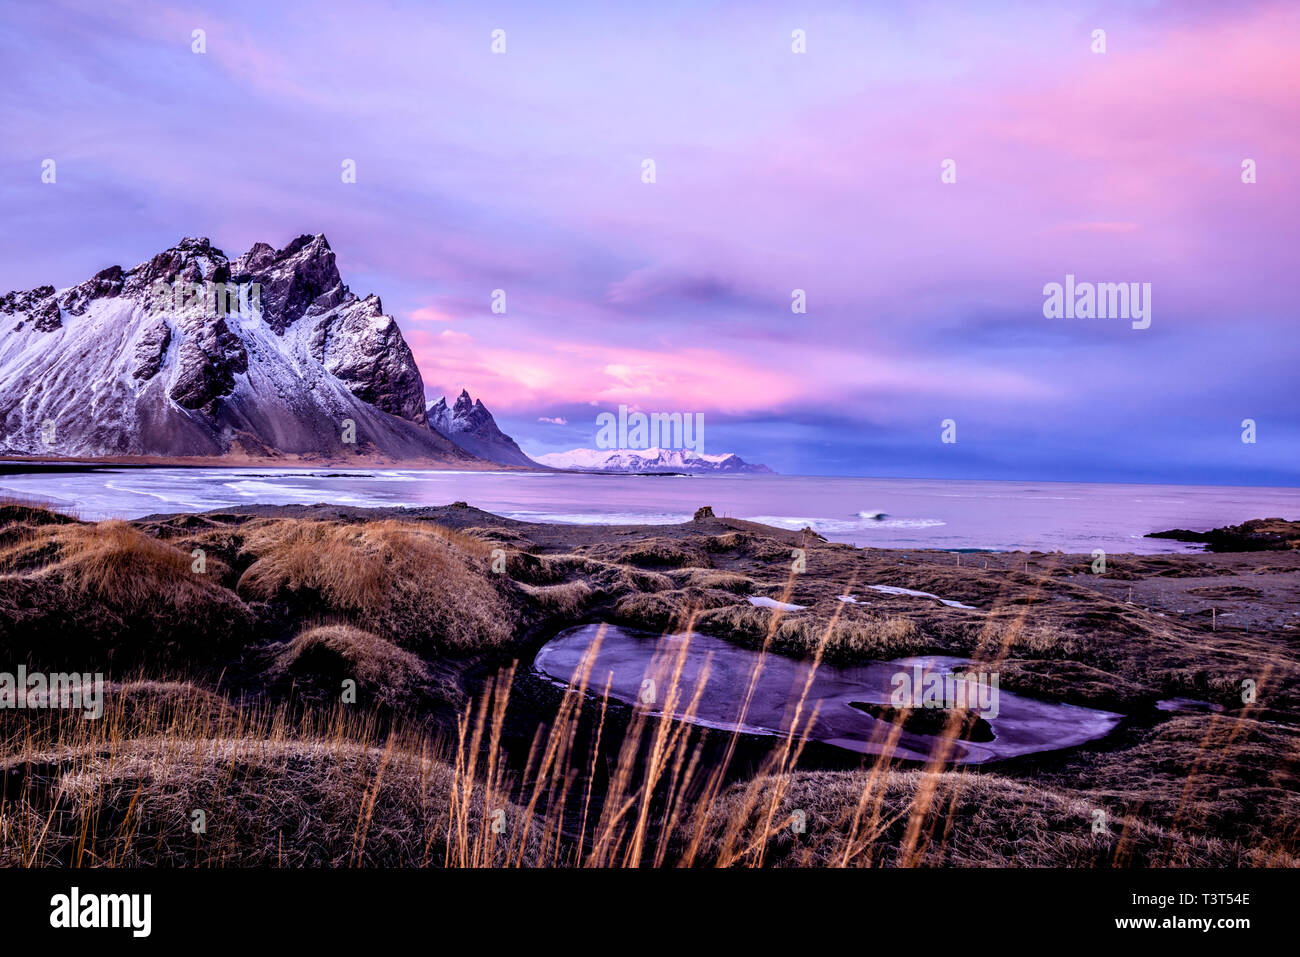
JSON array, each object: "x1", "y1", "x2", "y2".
[
  {"x1": 309, "y1": 294, "x2": 427, "y2": 425},
  {"x1": 169, "y1": 314, "x2": 249, "y2": 413}
]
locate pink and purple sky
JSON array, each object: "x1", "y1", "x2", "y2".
[{"x1": 1, "y1": 0, "x2": 1297, "y2": 482}]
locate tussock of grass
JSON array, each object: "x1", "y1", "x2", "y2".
[
  {"x1": 979, "y1": 619, "x2": 1082, "y2": 659},
  {"x1": 271, "y1": 625, "x2": 429, "y2": 709},
  {"x1": 704, "y1": 530, "x2": 757, "y2": 553},
  {"x1": 601, "y1": 564, "x2": 676, "y2": 594},
  {"x1": 0, "y1": 503, "x2": 79, "y2": 554},
  {"x1": 0, "y1": 521, "x2": 253, "y2": 671},
  {"x1": 157, "y1": 526, "x2": 250, "y2": 588},
  {"x1": 695, "y1": 770, "x2": 1287, "y2": 867},
  {"x1": 58, "y1": 521, "x2": 233, "y2": 605},
  {"x1": 529, "y1": 553, "x2": 675, "y2": 594},
  {"x1": 621, "y1": 542, "x2": 706, "y2": 568},
  {"x1": 2, "y1": 723, "x2": 543, "y2": 867},
  {"x1": 699, "y1": 529, "x2": 803, "y2": 562},
  {"x1": 502, "y1": 551, "x2": 567, "y2": 585},
  {"x1": 519, "y1": 581, "x2": 592, "y2": 616},
  {"x1": 236, "y1": 519, "x2": 516, "y2": 653},
  {"x1": 587, "y1": 538, "x2": 712, "y2": 570},
  {"x1": 613, "y1": 588, "x2": 740, "y2": 631},
  {"x1": 668, "y1": 569, "x2": 754, "y2": 593},
  {"x1": 696, "y1": 605, "x2": 924, "y2": 661}
]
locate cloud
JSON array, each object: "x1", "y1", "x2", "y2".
[
  {"x1": 409, "y1": 306, "x2": 457, "y2": 323},
  {"x1": 3, "y1": 0, "x2": 1297, "y2": 481},
  {"x1": 605, "y1": 267, "x2": 738, "y2": 308}
]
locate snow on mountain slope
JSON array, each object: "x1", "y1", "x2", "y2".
[
  {"x1": 426, "y1": 390, "x2": 539, "y2": 467},
  {"x1": 534, "y1": 447, "x2": 773, "y2": 473},
  {"x1": 0, "y1": 235, "x2": 476, "y2": 463}
]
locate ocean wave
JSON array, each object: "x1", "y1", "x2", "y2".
[
  {"x1": 218, "y1": 480, "x2": 378, "y2": 507},
  {"x1": 747, "y1": 515, "x2": 947, "y2": 532},
  {"x1": 103, "y1": 481, "x2": 206, "y2": 508}
]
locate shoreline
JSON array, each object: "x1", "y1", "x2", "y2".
[
  {"x1": 3, "y1": 472, "x2": 1295, "y2": 553},
  {"x1": 0, "y1": 454, "x2": 534, "y2": 473},
  {"x1": 3, "y1": 456, "x2": 1297, "y2": 488}
]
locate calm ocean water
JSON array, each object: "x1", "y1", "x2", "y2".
[{"x1": 1, "y1": 468, "x2": 1295, "y2": 554}]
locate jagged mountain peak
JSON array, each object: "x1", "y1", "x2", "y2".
[
  {"x1": 231, "y1": 233, "x2": 345, "y2": 334},
  {"x1": 0, "y1": 234, "x2": 469, "y2": 463},
  {"x1": 445, "y1": 388, "x2": 480, "y2": 416},
  {"x1": 430, "y1": 389, "x2": 488, "y2": 421},
  {"x1": 426, "y1": 389, "x2": 537, "y2": 468}
]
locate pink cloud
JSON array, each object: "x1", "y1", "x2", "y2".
[
  {"x1": 410, "y1": 306, "x2": 458, "y2": 323},
  {"x1": 406, "y1": 327, "x2": 1053, "y2": 416}
]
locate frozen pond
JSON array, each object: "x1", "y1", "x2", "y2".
[{"x1": 534, "y1": 623, "x2": 1123, "y2": 764}]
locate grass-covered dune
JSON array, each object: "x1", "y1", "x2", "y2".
[{"x1": 1, "y1": 502, "x2": 1296, "y2": 867}]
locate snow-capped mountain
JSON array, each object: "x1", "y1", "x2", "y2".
[
  {"x1": 426, "y1": 390, "x2": 538, "y2": 467},
  {"x1": 534, "y1": 447, "x2": 773, "y2": 474},
  {"x1": 0, "y1": 235, "x2": 475, "y2": 463}
]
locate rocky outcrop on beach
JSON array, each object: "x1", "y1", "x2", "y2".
[
  {"x1": 1148, "y1": 517, "x2": 1300, "y2": 551},
  {"x1": 0, "y1": 235, "x2": 474, "y2": 463}
]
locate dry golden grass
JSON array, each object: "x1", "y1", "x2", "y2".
[
  {"x1": 668, "y1": 569, "x2": 755, "y2": 593},
  {"x1": 59, "y1": 521, "x2": 233, "y2": 606},
  {"x1": 596, "y1": 537, "x2": 712, "y2": 569},
  {"x1": 978, "y1": 619, "x2": 1082, "y2": 659},
  {"x1": 0, "y1": 503, "x2": 79, "y2": 556},
  {"x1": 696, "y1": 604, "x2": 924, "y2": 661},
  {"x1": 0, "y1": 519, "x2": 231, "y2": 595},
  {"x1": 3, "y1": 589, "x2": 1296, "y2": 867},
  {"x1": 1, "y1": 508, "x2": 1297, "y2": 868},
  {"x1": 0, "y1": 519, "x2": 253, "y2": 672},
  {"x1": 270, "y1": 625, "x2": 429, "y2": 709},
  {"x1": 612, "y1": 588, "x2": 736, "y2": 630},
  {"x1": 696, "y1": 769, "x2": 1288, "y2": 867},
  {"x1": 236, "y1": 519, "x2": 516, "y2": 653},
  {"x1": 518, "y1": 581, "x2": 592, "y2": 617},
  {"x1": 1, "y1": 703, "x2": 544, "y2": 867},
  {"x1": 521, "y1": 552, "x2": 675, "y2": 593}
]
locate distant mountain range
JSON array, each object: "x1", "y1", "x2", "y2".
[{"x1": 534, "y1": 447, "x2": 773, "y2": 474}]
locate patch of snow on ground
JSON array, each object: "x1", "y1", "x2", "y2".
[
  {"x1": 747, "y1": 596, "x2": 807, "y2": 612},
  {"x1": 867, "y1": 584, "x2": 975, "y2": 610}
]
